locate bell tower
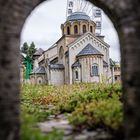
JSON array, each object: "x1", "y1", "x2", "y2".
[
  {"x1": 61, "y1": 12, "x2": 96, "y2": 36},
  {"x1": 66, "y1": 0, "x2": 102, "y2": 35}
]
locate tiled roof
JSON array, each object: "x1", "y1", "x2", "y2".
[
  {"x1": 49, "y1": 64, "x2": 64, "y2": 69},
  {"x1": 77, "y1": 43, "x2": 103, "y2": 57},
  {"x1": 47, "y1": 43, "x2": 57, "y2": 51},
  {"x1": 67, "y1": 12, "x2": 90, "y2": 21},
  {"x1": 50, "y1": 57, "x2": 58, "y2": 64},
  {"x1": 34, "y1": 48, "x2": 44, "y2": 56},
  {"x1": 72, "y1": 61, "x2": 81, "y2": 68},
  {"x1": 109, "y1": 58, "x2": 115, "y2": 66},
  {"x1": 103, "y1": 61, "x2": 108, "y2": 67},
  {"x1": 31, "y1": 66, "x2": 46, "y2": 74}
]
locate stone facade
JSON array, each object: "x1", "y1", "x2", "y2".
[
  {"x1": 114, "y1": 62, "x2": 121, "y2": 83},
  {"x1": 30, "y1": 12, "x2": 115, "y2": 85}
]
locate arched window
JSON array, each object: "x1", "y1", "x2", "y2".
[
  {"x1": 67, "y1": 26, "x2": 70, "y2": 35},
  {"x1": 91, "y1": 64, "x2": 99, "y2": 76},
  {"x1": 83, "y1": 25, "x2": 86, "y2": 33},
  {"x1": 75, "y1": 70, "x2": 78, "y2": 80},
  {"x1": 37, "y1": 77, "x2": 43, "y2": 84},
  {"x1": 90, "y1": 26, "x2": 93, "y2": 33},
  {"x1": 74, "y1": 25, "x2": 78, "y2": 34},
  {"x1": 59, "y1": 46, "x2": 64, "y2": 59}
]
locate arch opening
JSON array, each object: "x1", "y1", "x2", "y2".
[
  {"x1": 1, "y1": 1, "x2": 139, "y2": 139},
  {"x1": 74, "y1": 25, "x2": 78, "y2": 34},
  {"x1": 82, "y1": 25, "x2": 87, "y2": 33},
  {"x1": 20, "y1": 1, "x2": 122, "y2": 139},
  {"x1": 67, "y1": 26, "x2": 70, "y2": 35}
]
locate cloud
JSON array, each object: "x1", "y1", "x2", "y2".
[{"x1": 21, "y1": 0, "x2": 120, "y2": 61}]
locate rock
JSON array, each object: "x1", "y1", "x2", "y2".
[
  {"x1": 38, "y1": 119, "x2": 73, "y2": 134},
  {"x1": 94, "y1": 131, "x2": 113, "y2": 140},
  {"x1": 56, "y1": 114, "x2": 67, "y2": 120},
  {"x1": 75, "y1": 134, "x2": 88, "y2": 140},
  {"x1": 48, "y1": 115, "x2": 55, "y2": 120},
  {"x1": 82, "y1": 130, "x2": 98, "y2": 137},
  {"x1": 37, "y1": 114, "x2": 113, "y2": 140}
]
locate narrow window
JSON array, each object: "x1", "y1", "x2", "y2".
[
  {"x1": 67, "y1": 26, "x2": 70, "y2": 35},
  {"x1": 91, "y1": 64, "x2": 99, "y2": 76},
  {"x1": 90, "y1": 26, "x2": 93, "y2": 33},
  {"x1": 83, "y1": 25, "x2": 86, "y2": 33},
  {"x1": 59, "y1": 46, "x2": 64, "y2": 59},
  {"x1": 75, "y1": 71, "x2": 78, "y2": 80},
  {"x1": 74, "y1": 25, "x2": 78, "y2": 34}
]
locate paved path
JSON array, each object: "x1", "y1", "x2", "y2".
[{"x1": 37, "y1": 114, "x2": 113, "y2": 140}]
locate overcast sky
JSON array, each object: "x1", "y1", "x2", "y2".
[{"x1": 21, "y1": 0, "x2": 120, "y2": 61}]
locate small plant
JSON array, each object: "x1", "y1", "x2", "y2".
[
  {"x1": 69, "y1": 99, "x2": 123, "y2": 131},
  {"x1": 21, "y1": 83, "x2": 123, "y2": 139}
]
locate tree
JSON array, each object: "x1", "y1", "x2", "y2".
[
  {"x1": 21, "y1": 42, "x2": 28, "y2": 54},
  {"x1": 28, "y1": 42, "x2": 36, "y2": 58},
  {"x1": 21, "y1": 42, "x2": 37, "y2": 59},
  {"x1": 21, "y1": 42, "x2": 37, "y2": 80}
]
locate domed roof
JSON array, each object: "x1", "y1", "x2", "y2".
[{"x1": 67, "y1": 12, "x2": 90, "y2": 21}]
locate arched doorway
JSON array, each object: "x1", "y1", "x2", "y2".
[{"x1": 0, "y1": 0, "x2": 140, "y2": 140}]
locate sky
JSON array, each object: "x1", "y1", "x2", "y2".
[{"x1": 21, "y1": 0, "x2": 120, "y2": 61}]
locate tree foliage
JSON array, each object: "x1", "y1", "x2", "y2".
[{"x1": 21, "y1": 42, "x2": 37, "y2": 59}]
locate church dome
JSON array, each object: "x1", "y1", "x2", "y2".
[{"x1": 67, "y1": 12, "x2": 90, "y2": 21}]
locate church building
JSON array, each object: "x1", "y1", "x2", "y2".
[{"x1": 30, "y1": 12, "x2": 116, "y2": 85}]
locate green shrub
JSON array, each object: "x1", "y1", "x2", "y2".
[
  {"x1": 21, "y1": 83, "x2": 123, "y2": 139},
  {"x1": 69, "y1": 99, "x2": 123, "y2": 130}
]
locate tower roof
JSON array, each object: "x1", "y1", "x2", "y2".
[
  {"x1": 31, "y1": 66, "x2": 46, "y2": 74},
  {"x1": 34, "y1": 48, "x2": 44, "y2": 56},
  {"x1": 77, "y1": 43, "x2": 103, "y2": 57},
  {"x1": 67, "y1": 12, "x2": 90, "y2": 21},
  {"x1": 49, "y1": 64, "x2": 64, "y2": 69},
  {"x1": 72, "y1": 61, "x2": 81, "y2": 68}
]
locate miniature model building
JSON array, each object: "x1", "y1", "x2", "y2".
[{"x1": 30, "y1": 12, "x2": 119, "y2": 85}]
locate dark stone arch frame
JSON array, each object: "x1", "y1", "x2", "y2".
[{"x1": 0, "y1": 0, "x2": 140, "y2": 140}]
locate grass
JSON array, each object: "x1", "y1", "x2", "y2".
[{"x1": 21, "y1": 83, "x2": 123, "y2": 140}]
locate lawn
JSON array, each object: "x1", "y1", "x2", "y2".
[{"x1": 21, "y1": 83, "x2": 123, "y2": 140}]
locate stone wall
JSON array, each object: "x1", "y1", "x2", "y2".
[
  {"x1": 68, "y1": 32, "x2": 108, "y2": 84},
  {"x1": 0, "y1": 1, "x2": 43, "y2": 139},
  {"x1": 63, "y1": 20, "x2": 96, "y2": 35},
  {"x1": 0, "y1": 0, "x2": 140, "y2": 140},
  {"x1": 44, "y1": 46, "x2": 58, "y2": 61},
  {"x1": 89, "y1": 1, "x2": 140, "y2": 139},
  {"x1": 30, "y1": 74, "x2": 46, "y2": 84},
  {"x1": 79, "y1": 55, "x2": 103, "y2": 83},
  {"x1": 50, "y1": 69, "x2": 64, "y2": 85}
]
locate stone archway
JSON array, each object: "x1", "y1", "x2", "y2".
[{"x1": 0, "y1": 0, "x2": 140, "y2": 140}]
